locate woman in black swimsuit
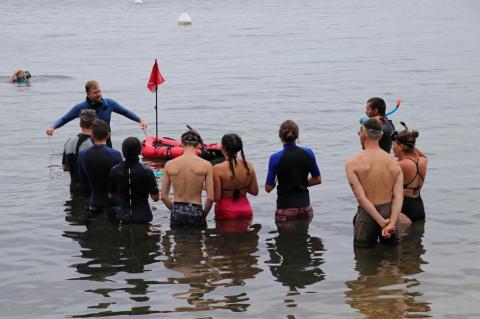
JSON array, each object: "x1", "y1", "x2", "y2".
[{"x1": 391, "y1": 124, "x2": 428, "y2": 224}]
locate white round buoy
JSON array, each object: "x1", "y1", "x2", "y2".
[
  {"x1": 134, "y1": 0, "x2": 143, "y2": 4},
  {"x1": 177, "y1": 11, "x2": 192, "y2": 25}
]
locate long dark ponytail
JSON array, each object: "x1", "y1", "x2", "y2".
[
  {"x1": 122, "y1": 137, "x2": 142, "y2": 174},
  {"x1": 221, "y1": 134, "x2": 250, "y2": 200}
]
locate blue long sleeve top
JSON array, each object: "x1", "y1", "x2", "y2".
[{"x1": 52, "y1": 97, "x2": 141, "y2": 129}]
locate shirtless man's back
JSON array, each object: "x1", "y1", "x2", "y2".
[
  {"x1": 346, "y1": 118, "x2": 403, "y2": 247},
  {"x1": 161, "y1": 131, "x2": 214, "y2": 227}
]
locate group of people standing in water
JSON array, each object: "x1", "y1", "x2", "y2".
[{"x1": 48, "y1": 80, "x2": 427, "y2": 248}]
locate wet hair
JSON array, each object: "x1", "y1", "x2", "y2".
[
  {"x1": 279, "y1": 120, "x2": 299, "y2": 143},
  {"x1": 362, "y1": 118, "x2": 383, "y2": 139},
  {"x1": 91, "y1": 120, "x2": 109, "y2": 141},
  {"x1": 85, "y1": 80, "x2": 99, "y2": 94},
  {"x1": 222, "y1": 133, "x2": 250, "y2": 178},
  {"x1": 181, "y1": 130, "x2": 200, "y2": 147},
  {"x1": 221, "y1": 133, "x2": 250, "y2": 200},
  {"x1": 395, "y1": 128, "x2": 419, "y2": 153},
  {"x1": 79, "y1": 119, "x2": 93, "y2": 129},
  {"x1": 121, "y1": 137, "x2": 142, "y2": 173},
  {"x1": 367, "y1": 97, "x2": 386, "y2": 116},
  {"x1": 79, "y1": 109, "x2": 97, "y2": 129}
]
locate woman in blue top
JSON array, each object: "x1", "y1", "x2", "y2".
[
  {"x1": 265, "y1": 120, "x2": 322, "y2": 223},
  {"x1": 46, "y1": 80, "x2": 146, "y2": 145}
]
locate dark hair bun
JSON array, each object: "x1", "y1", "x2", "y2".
[
  {"x1": 411, "y1": 130, "x2": 419, "y2": 138},
  {"x1": 279, "y1": 120, "x2": 299, "y2": 143}
]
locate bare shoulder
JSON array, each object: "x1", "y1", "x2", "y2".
[
  {"x1": 346, "y1": 153, "x2": 362, "y2": 169},
  {"x1": 389, "y1": 157, "x2": 402, "y2": 174},
  {"x1": 246, "y1": 159, "x2": 255, "y2": 170},
  {"x1": 212, "y1": 161, "x2": 226, "y2": 174},
  {"x1": 163, "y1": 160, "x2": 172, "y2": 171},
  {"x1": 196, "y1": 157, "x2": 213, "y2": 169}
]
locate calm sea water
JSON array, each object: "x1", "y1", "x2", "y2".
[{"x1": 1, "y1": 0, "x2": 480, "y2": 318}]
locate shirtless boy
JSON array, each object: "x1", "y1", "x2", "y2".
[{"x1": 161, "y1": 130, "x2": 214, "y2": 227}]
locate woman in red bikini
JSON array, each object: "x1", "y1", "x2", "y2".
[{"x1": 213, "y1": 133, "x2": 259, "y2": 220}]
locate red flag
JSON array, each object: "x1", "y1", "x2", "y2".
[{"x1": 147, "y1": 60, "x2": 165, "y2": 92}]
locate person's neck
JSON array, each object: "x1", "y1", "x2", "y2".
[
  {"x1": 94, "y1": 139, "x2": 107, "y2": 145},
  {"x1": 183, "y1": 147, "x2": 198, "y2": 155},
  {"x1": 398, "y1": 152, "x2": 415, "y2": 160},
  {"x1": 81, "y1": 128, "x2": 92, "y2": 136},
  {"x1": 363, "y1": 139, "x2": 380, "y2": 150}
]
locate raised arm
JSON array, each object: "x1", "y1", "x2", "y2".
[
  {"x1": 346, "y1": 161, "x2": 388, "y2": 227},
  {"x1": 109, "y1": 99, "x2": 146, "y2": 128},
  {"x1": 47, "y1": 103, "x2": 84, "y2": 135}
]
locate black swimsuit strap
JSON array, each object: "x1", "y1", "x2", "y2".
[
  {"x1": 221, "y1": 185, "x2": 249, "y2": 192},
  {"x1": 403, "y1": 158, "x2": 424, "y2": 191}
]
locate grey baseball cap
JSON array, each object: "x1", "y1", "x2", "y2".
[{"x1": 79, "y1": 109, "x2": 97, "y2": 124}]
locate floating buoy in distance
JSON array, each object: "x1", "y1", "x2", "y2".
[
  {"x1": 178, "y1": 11, "x2": 192, "y2": 25},
  {"x1": 134, "y1": 0, "x2": 143, "y2": 4}
]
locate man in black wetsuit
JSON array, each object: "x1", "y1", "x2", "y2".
[
  {"x1": 62, "y1": 109, "x2": 96, "y2": 196},
  {"x1": 78, "y1": 120, "x2": 123, "y2": 212},
  {"x1": 364, "y1": 97, "x2": 395, "y2": 153}
]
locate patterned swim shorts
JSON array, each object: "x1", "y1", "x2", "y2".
[
  {"x1": 171, "y1": 202, "x2": 206, "y2": 227},
  {"x1": 275, "y1": 205, "x2": 313, "y2": 221}
]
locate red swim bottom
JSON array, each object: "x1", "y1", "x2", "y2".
[
  {"x1": 215, "y1": 196, "x2": 253, "y2": 220},
  {"x1": 275, "y1": 205, "x2": 313, "y2": 221}
]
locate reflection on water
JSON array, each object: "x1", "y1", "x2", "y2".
[
  {"x1": 63, "y1": 197, "x2": 161, "y2": 281},
  {"x1": 63, "y1": 196, "x2": 162, "y2": 317},
  {"x1": 64, "y1": 198, "x2": 263, "y2": 316},
  {"x1": 265, "y1": 219, "x2": 326, "y2": 300},
  {"x1": 162, "y1": 220, "x2": 262, "y2": 312},
  {"x1": 345, "y1": 223, "x2": 431, "y2": 319}
]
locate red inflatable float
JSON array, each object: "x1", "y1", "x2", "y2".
[{"x1": 142, "y1": 136, "x2": 223, "y2": 161}]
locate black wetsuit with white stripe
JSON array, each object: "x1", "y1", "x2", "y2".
[{"x1": 108, "y1": 160, "x2": 159, "y2": 224}]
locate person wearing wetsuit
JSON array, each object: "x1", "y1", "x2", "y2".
[
  {"x1": 364, "y1": 97, "x2": 395, "y2": 153},
  {"x1": 78, "y1": 120, "x2": 123, "y2": 212},
  {"x1": 46, "y1": 80, "x2": 147, "y2": 146},
  {"x1": 62, "y1": 109, "x2": 96, "y2": 196},
  {"x1": 392, "y1": 125, "x2": 428, "y2": 223},
  {"x1": 265, "y1": 120, "x2": 322, "y2": 223},
  {"x1": 213, "y1": 133, "x2": 259, "y2": 220},
  {"x1": 108, "y1": 137, "x2": 160, "y2": 224}
]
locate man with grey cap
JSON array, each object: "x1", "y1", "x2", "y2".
[
  {"x1": 62, "y1": 109, "x2": 96, "y2": 195},
  {"x1": 345, "y1": 118, "x2": 404, "y2": 247}
]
